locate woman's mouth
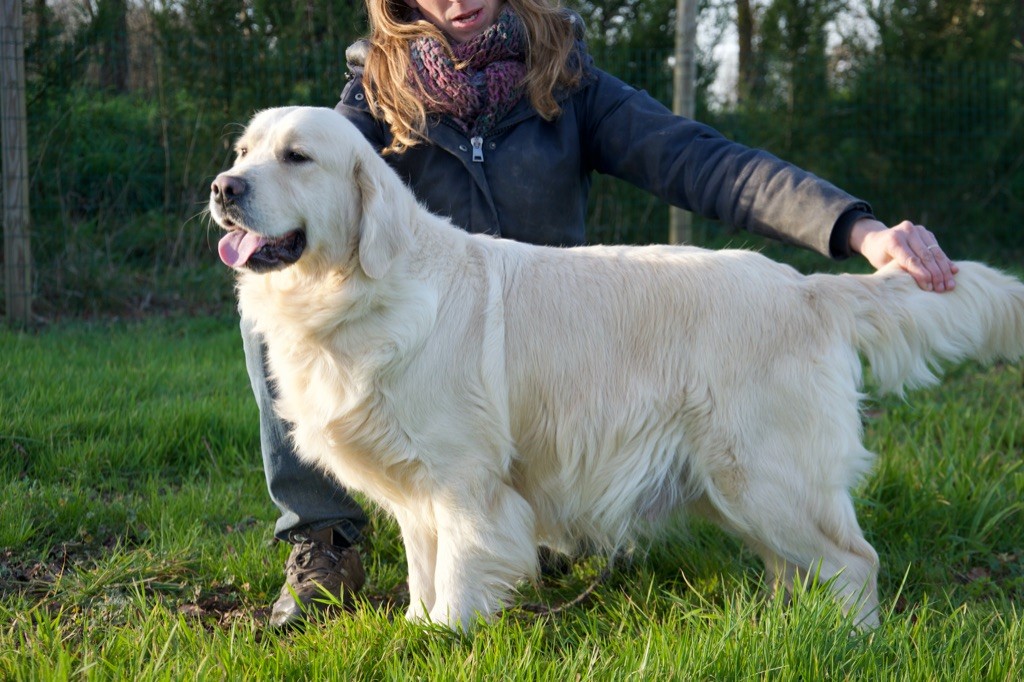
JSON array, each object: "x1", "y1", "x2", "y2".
[{"x1": 451, "y1": 8, "x2": 482, "y2": 27}]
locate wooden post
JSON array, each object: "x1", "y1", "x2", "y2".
[
  {"x1": 2, "y1": 0, "x2": 33, "y2": 326},
  {"x1": 669, "y1": 0, "x2": 698, "y2": 245}
]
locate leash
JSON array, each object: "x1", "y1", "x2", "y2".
[{"x1": 516, "y1": 554, "x2": 615, "y2": 616}]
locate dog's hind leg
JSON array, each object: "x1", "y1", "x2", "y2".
[
  {"x1": 728, "y1": 484, "x2": 881, "y2": 628},
  {"x1": 703, "y1": 355, "x2": 882, "y2": 626},
  {"x1": 693, "y1": 419, "x2": 881, "y2": 626},
  {"x1": 743, "y1": 525, "x2": 879, "y2": 627},
  {"x1": 394, "y1": 505, "x2": 438, "y2": 622},
  {"x1": 741, "y1": 537, "x2": 800, "y2": 601},
  {"x1": 428, "y1": 478, "x2": 538, "y2": 630}
]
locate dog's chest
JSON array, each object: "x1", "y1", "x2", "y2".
[{"x1": 271, "y1": 333, "x2": 424, "y2": 492}]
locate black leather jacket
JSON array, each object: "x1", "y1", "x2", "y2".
[{"x1": 335, "y1": 39, "x2": 869, "y2": 257}]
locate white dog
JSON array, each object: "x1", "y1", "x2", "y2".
[{"x1": 210, "y1": 106, "x2": 1024, "y2": 630}]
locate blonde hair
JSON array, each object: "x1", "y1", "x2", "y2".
[{"x1": 363, "y1": 0, "x2": 583, "y2": 153}]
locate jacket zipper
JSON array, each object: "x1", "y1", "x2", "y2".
[
  {"x1": 440, "y1": 115, "x2": 521, "y2": 164},
  {"x1": 470, "y1": 136, "x2": 485, "y2": 163},
  {"x1": 472, "y1": 121, "x2": 518, "y2": 161}
]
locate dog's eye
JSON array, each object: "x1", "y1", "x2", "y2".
[
  {"x1": 237, "y1": 147, "x2": 248, "y2": 159},
  {"x1": 284, "y1": 150, "x2": 311, "y2": 164}
]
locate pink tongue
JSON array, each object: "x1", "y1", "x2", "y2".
[{"x1": 218, "y1": 230, "x2": 268, "y2": 267}]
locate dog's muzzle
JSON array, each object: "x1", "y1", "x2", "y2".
[{"x1": 211, "y1": 172, "x2": 306, "y2": 271}]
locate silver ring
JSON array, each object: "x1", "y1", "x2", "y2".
[{"x1": 927, "y1": 245, "x2": 941, "y2": 251}]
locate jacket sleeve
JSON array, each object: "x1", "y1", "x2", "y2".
[{"x1": 578, "y1": 67, "x2": 871, "y2": 258}]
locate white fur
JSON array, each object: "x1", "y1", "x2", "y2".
[{"x1": 211, "y1": 106, "x2": 1024, "y2": 630}]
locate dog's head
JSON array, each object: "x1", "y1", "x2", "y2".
[{"x1": 209, "y1": 106, "x2": 413, "y2": 279}]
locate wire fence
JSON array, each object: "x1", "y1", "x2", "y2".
[
  {"x1": 585, "y1": 48, "x2": 1024, "y2": 251},
  {"x1": 3, "y1": 22, "x2": 1023, "y2": 320}
]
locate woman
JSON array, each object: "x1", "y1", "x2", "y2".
[{"x1": 246, "y1": 0, "x2": 958, "y2": 629}]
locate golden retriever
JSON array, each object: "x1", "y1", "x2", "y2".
[{"x1": 210, "y1": 106, "x2": 1024, "y2": 630}]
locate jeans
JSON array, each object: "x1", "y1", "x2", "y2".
[{"x1": 240, "y1": 316, "x2": 367, "y2": 546}]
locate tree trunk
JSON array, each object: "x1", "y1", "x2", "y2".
[
  {"x1": 736, "y1": 0, "x2": 756, "y2": 103},
  {"x1": 99, "y1": 0, "x2": 129, "y2": 92}
]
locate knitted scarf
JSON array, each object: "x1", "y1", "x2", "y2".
[{"x1": 408, "y1": 7, "x2": 527, "y2": 136}]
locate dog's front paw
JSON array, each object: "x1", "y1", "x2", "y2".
[
  {"x1": 405, "y1": 601, "x2": 430, "y2": 623},
  {"x1": 427, "y1": 603, "x2": 492, "y2": 632}
]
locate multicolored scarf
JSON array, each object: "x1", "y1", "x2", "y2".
[{"x1": 408, "y1": 7, "x2": 528, "y2": 136}]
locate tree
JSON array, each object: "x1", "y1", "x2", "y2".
[
  {"x1": 760, "y1": 0, "x2": 844, "y2": 110},
  {"x1": 726, "y1": 0, "x2": 845, "y2": 160},
  {"x1": 843, "y1": 0, "x2": 1024, "y2": 247},
  {"x1": 95, "y1": 0, "x2": 128, "y2": 91},
  {"x1": 573, "y1": 0, "x2": 677, "y2": 49},
  {"x1": 250, "y1": 0, "x2": 366, "y2": 46},
  {"x1": 735, "y1": 0, "x2": 759, "y2": 102},
  {"x1": 869, "y1": 0, "x2": 1023, "y2": 63}
]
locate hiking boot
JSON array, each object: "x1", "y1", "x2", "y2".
[{"x1": 268, "y1": 527, "x2": 366, "y2": 629}]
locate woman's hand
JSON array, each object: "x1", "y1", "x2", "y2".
[{"x1": 849, "y1": 218, "x2": 958, "y2": 292}]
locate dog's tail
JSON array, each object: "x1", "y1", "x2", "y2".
[{"x1": 815, "y1": 262, "x2": 1024, "y2": 394}]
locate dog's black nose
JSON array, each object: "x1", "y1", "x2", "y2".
[{"x1": 211, "y1": 174, "x2": 246, "y2": 204}]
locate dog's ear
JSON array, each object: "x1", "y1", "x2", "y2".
[{"x1": 355, "y1": 157, "x2": 413, "y2": 280}]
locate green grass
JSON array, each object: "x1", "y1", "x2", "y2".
[{"x1": 1, "y1": 316, "x2": 1022, "y2": 680}]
